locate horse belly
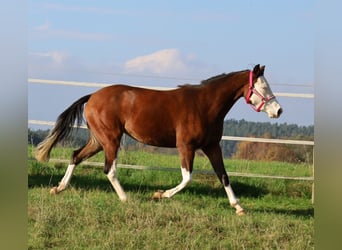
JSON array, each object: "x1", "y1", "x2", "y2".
[
  {"x1": 125, "y1": 125, "x2": 176, "y2": 147},
  {"x1": 124, "y1": 115, "x2": 177, "y2": 147}
]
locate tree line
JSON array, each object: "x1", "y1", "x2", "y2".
[
  {"x1": 220, "y1": 119, "x2": 314, "y2": 164},
  {"x1": 28, "y1": 119, "x2": 314, "y2": 164}
]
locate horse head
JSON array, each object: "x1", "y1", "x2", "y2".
[{"x1": 246, "y1": 64, "x2": 283, "y2": 118}]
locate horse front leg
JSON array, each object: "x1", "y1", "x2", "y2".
[
  {"x1": 153, "y1": 167, "x2": 192, "y2": 199},
  {"x1": 202, "y1": 144, "x2": 245, "y2": 216},
  {"x1": 153, "y1": 145, "x2": 194, "y2": 199}
]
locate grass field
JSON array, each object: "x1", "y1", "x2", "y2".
[{"x1": 28, "y1": 146, "x2": 314, "y2": 249}]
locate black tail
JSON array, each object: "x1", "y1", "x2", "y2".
[{"x1": 35, "y1": 94, "x2": 91, "y2": 162}]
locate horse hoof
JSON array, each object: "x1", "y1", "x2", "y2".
[
  {"x1": 236, "y1": 209, "x2": 246, "y2": 216},
  {"x1": 152, "y1": 190, "x2": 164, "y2": 199},
  {"x1": 50, "y1": 187, "x2": 58, "y2": 195}
]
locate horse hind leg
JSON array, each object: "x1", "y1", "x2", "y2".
[
  {"x1": 106, "y1": 158, "x2": 127, "y2": 202},
  {"x1": 98, "y1": 133, "x2": 127, "y2": 202},
  {"x1": 50, "y1": 134, "x2": 102, "y2": 194},
  {"x1": 153, "y1": 145, "x2": 194, "y2": 199}
]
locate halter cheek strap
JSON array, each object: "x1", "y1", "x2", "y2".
[
  {"x1": 246, "y1": 71, "x2": 254, "y2": 105},
  {"x1": 246, "y1": 71, "x2": 275, "y2": 112}
]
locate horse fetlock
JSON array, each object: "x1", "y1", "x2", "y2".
[{"x1": 229, "y1": 198, "x2": 240, "y2": 207}]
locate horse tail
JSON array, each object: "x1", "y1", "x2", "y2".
[{"x1": 35, "y1": 94, "x2": 91, "y2": 162}]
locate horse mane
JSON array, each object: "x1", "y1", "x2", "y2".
[
  {"x1": 178, "y1": 73, "x2": 228, "y2": 88},
  {"x1": 178, "y1": 71, "x2": 245, "y2": 88},
  {"x1": 200, "y1": 73, "x2": 228, "y2": 85}
]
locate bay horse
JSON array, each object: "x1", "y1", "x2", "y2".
[{"x1": 35, "y1": 64, "x2": 282, "y2": 215}]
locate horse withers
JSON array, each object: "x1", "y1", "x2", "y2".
[{"x1": 35, "y1": 64, "x2": 282, "y2": 215}]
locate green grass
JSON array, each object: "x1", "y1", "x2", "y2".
[
  {"x1": 30, "y1": 145, "x2": 313, "y2": 177},
  {"x1": 28, "y1": 146, "x2": 314, "y2": 249}
]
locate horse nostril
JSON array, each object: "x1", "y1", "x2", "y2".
[{"x1": 277, "y1": 108, "x2": 283, "y2": 117}]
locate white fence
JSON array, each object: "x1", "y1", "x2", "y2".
[{"x1": 28, "y1": 78, "x2": 314, "y2": 201}]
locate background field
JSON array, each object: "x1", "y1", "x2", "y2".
[{"x1": 28, "y1": 146, "x2": 314, "y2": 249}]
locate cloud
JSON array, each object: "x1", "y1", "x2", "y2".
[
  {"x1": 28, "y1": 48, "x2": 218, "y2": 84},
  {"x1": 30, "y1": 51, "x2": 69, "y2": 65},
  {"x1": 124, "y1": 49, "x2": 195, "y2": 76},
  {"x1": 28, "y1": 51, "x2": 79, "y2": 79}
]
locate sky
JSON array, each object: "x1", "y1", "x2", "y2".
[{"x1": 28, "y1": 1, "x2": 314, "y2": 128}]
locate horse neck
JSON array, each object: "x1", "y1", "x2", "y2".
[{"x1": 202, "y1": 71, "x2": 248, "y2": 121}]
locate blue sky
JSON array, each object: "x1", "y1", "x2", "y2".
[{"x1": 28, "y1": 1, "x2": 314, "y2": 127}]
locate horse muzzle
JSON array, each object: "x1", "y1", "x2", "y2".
[{"x1": 266, "y1": 101, "x2": 283, "y2": 118}]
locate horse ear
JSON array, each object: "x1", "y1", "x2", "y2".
[
  {"x1": 253, "y1": 64, "x2": 261, "y2": 76},
  {"x1": 260, "y1": 65, "x2": 265, "y2": 76},
  {"x1": 253, "y1": 64, "x2": 265, "y2": 77}
]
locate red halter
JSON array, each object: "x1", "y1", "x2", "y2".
[{"x1": 246, "y1": 70, "x2": 275, "y2": 112}]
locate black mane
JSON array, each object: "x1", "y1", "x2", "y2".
[
  {"x1": 178, "y1": 70, "x2": 248, "y2": 88},
  {"x1": 200, "y1": 73, "x2": 228, "y2": 85},
  {"x1": 178, "y1": 73, "x2": 228, "y2": 88}
]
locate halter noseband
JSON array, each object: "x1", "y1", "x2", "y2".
[{"x1": 246, "y1": 70, "x2": 275, "y2": 112}]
